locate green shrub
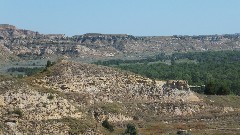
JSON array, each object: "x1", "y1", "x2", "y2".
[
  {"x1": 46, "y1": 60, "x2": 55, "y2": 68},
  {"x1": 9, "y1": 109, "x2": 23, "y2": 118},
  {"x1": 204, "y1": 82, "x2": 231, "y2": 95},
  {"x1": 102, "y1": 119, "x2": 114, "y2": 132},
  {"x1": 124, "y1": 123, "x2": 137, "y2": 135},
  {"x1": 217, "y1": 85, "x2": 230, "y2": 95},
  {"x1": 204, "y1": 82, "x2": 216, "y2": 95},
  {"x1": 47, "y1": 94, "x2": 54, "y2": 100},
  {"x1": 177, "y1": 130, "x2": 191, "y2": 135}
]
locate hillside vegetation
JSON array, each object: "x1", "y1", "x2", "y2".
[
  {"x1": 1, "y1": 60, "x2": 240, "y2": 134},
  {"x1": 95, "y1": 50, "x2": 240, "y2": 95}
]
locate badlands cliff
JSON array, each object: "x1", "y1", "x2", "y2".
[{"x1": 1, "y1": 24, "x2": 240, "y2": 62}]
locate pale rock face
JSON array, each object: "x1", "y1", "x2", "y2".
[
  {"x1": 30, "y1": 46, "x2": 41, "y2": 55},
  {"x1": 3, "y1": 89, "x2": 82, "y2": 121},
  {"x1": 12, "y1": 46, "x2": 32, "y2": 55},
  {"x1": 0, "y1": 95, "x2": 5, "y2": 106},
  {"x1": 44, "y1": 47, "x2": 54, "y2": 54},
  {"x1": 108, "y1": 113, "x2": 133, "y2": 122},
  {"x1": 186, "y1": 92, "x2": 200, "y2": 102},
  {"x1": 223, "y1": 107, "x2": 234, "y2": 113}
]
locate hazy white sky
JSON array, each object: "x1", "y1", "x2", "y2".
[{"x1": 1, "y1": 0, "x2": 240, "y2": 36}]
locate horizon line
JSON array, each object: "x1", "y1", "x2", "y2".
[{"x1": 1, "y1": 24, "x2": 240, "y2": 37}]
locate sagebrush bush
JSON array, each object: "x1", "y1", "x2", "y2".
[{"x1": 102, "y1": 119, "x2": 114, "y2": 132}]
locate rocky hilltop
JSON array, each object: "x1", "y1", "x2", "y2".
[
  {"x1": 0, "y1": 24, "x2": 39, "y2": 39},
  {"x1": 1, "y1": 61, "x2": 239, "y2": 134},
  {"x1": 1, "y1": 24, "x2": 240, "y2": 62}
]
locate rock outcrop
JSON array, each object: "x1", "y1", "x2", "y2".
[
  {"x1": 35, "y1": 61, "x2": 199, "y2": 104},
  {"x1": 0, "y1": 95, "x2": 4, "y2": 107}
]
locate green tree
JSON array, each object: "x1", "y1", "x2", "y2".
[
  {"x1": 46, "y1": 60, "x2": 52, "y2": 68},
  {"x1": 124, "y1": 124, "x2": 137, "y2": 135},
  {"x1": 204, "y1": 82, "x2": 216, "y2": 95},
  {"x1": 217, "y1": 85, "x2": 230, "y2": 95}
]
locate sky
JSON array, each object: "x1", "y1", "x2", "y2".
[{"x1": 0, "y1": 0, "x2": 240, "y2": 36}]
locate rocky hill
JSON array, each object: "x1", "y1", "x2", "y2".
[
  {"x1": 1, "y1": 24, "x2": 240, "y2": 63},
  {"x1": 1, "y1": 61, "x2": 240, "y2": 134}
]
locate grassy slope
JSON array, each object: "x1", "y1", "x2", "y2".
[{"x1": 200, "y1": 94, "x2": 240, "y2": 108}]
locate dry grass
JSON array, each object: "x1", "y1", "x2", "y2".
[
  {"x1": 136, "y1": 119, "x2": 240, "y2": 135},
  {"x1": 139, "y1": 122, "x2": 169, "y2": 135},
  {"x1": 199, "y1": 94, "x2": 240, "y2": 108}
]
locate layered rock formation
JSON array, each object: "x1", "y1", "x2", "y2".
[
  {"x1": 1, "y1": 24, "x2": 240, "y2": 62},
  {"x1": 0, "y1": 24, "x2": 39, "y2": 39}
]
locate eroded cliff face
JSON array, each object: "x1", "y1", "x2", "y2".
[
  {"x1": 1, "y1": 25, "x2": 240, "y2": 62},
  {"x1": 0, "y1": 44, "x2": 17, "y2": 63}
]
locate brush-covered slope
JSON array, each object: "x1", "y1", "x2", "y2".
[
  {"x1": 34, "y1": 60, "x2": 199, "y2": 103},
  {"x1": 33, "y1": 61, "x2": 230, "y2": 120},
  {"x1": 1, "y1": 61, "x2": 240, "y2": 134}
]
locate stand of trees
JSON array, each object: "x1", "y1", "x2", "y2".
[
  {"x1": 94, "y1": 51, "x2": 240, "y2": 95},
  {"x1": 7, "y1": 60, "x2": 56, "y2": 76},
  {"x1": 94, "y1": 53, "x2": 168, "y2": 66},
  {"x1": 204, "y1": 82, "x2": 231, "y2": 95},
  {"x1": 7, "y1": 67, "x2": 44, "y2": 76}
]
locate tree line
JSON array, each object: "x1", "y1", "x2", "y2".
[
  {"x1": 7, "y1": 67, "x2": 44, "y2": 76},
  {"x1": 94, "y1": 51, "x2": 240, "y2": 95}
]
